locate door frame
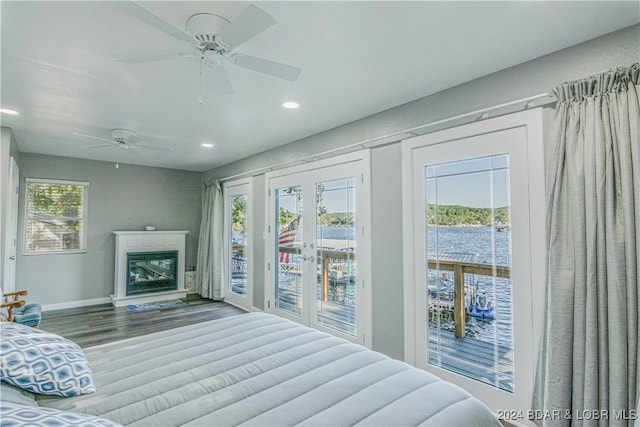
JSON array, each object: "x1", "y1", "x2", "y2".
[
  {"x1": 265, "y1": 150, "x2": 372, "y2": 346},
  {"x1": 401, "y1": 109, "x2": 546, "y2": 413},
  {"x1": 3, "y1": 157, "x2": 19, "y2": 293},
  {"x1": 222, "y1": 177, "x2": 254, "y2": 311}
]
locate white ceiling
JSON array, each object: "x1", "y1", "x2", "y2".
[{"x1": 1, "y1": 1, "x2": 638, "y2": 172}]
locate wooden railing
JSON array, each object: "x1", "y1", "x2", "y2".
[
  {"x1": 239, "y1": 244, "x2": 510, "y2": 339},
  {"x1": 427, "y1": 259, "x2": 510, "y2": 338},
  {"x1": 277, "y1": 246, "x2": 354, "y2": 302}
]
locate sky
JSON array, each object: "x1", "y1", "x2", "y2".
[{"x1": 277, "y1": 156, "x2": 511, "y2": 212}]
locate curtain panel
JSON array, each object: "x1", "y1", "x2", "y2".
[
  {"x1": 533, "y1": 63, "x2": 639, "y2": 426},
  {"x1": 196, "y1": 179, "x2": 224, "y2": 300}
]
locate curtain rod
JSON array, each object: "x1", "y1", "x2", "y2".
[{"x1": 219, "y1": 92, "x2": 558, "y2": 182}]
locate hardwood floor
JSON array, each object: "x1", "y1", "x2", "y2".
[{"x1": 40, "y1": 295, "x2": 247, "y2": 348}]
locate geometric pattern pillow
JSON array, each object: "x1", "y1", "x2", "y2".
[
  {"x1": 0, "y1": 402, "x2": 121, "y2": 426},
  {"x1": 0, "y1": 323, "x2": 95, "y2": 396}
]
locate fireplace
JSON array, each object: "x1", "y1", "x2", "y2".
[
  {"x1": 127, "y1": 251, "x2": 178, "y2": 295},
  {"x1": 112, "y1": 231, "x2": 188, "y2": 307}
]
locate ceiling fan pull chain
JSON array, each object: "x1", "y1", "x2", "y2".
[{"x1": 198, "y1": 55, "x2": 204, "y2": 104}]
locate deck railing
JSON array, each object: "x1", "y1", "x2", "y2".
[
  {"x1": 277, "y1": 246, "x2": 354, "y2": 302},
  {"x1": 238, "y1": 244, "x2": 510, "y2": 339},
  {"x1": 427, "y1": 259, "x2": 510, "y2": 338}
]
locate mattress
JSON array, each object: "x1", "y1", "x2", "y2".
[{"x1": 37, "y1": 312, "x2": 500, "y2": 426}]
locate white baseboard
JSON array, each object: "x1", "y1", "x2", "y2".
[{"x1": 42, "y1": 297, "x2": 112, "y2": 312}]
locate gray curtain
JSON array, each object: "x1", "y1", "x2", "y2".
[
  {"x1": 533, "y1": 63, "x2": 639, "y2": 426},
  {"x1": 196, "y1": 179, "x2": 224, "y2": 300}
]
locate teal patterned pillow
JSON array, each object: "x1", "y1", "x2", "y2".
[
  {"x1": 0, "y1": 402, "x2": 121, "y2": 426},
  {"x1": 0, "y1": 323, "x2": 95, "y2": 396}
]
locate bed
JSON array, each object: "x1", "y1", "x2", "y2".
[{"x1": 3, "y1": 312, "x2": 501, "y2": 426}]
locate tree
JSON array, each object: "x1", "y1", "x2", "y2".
[
  {"x1": 426, "y1": 203, "x2": 510, "y2": 226},
  {"x1": 231, "y1": 195, "x2": 247, "y2": 233}
]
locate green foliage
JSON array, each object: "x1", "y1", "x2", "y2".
[
  {"x1": 278, "y1": 207, "x2": 298, "y2": 228},
  {"x1": 231, "y1": 195, "x2": 247, "y2": 233},
  {"x1": 29, "y1": 183, "x2": 83, "y2": 218},
  {"x1": 27, "y1": 183, "x2": 85, "y2": 251},
  {"x1": 426, "y1": 204, "x2": 510, "y2": 226},
  {"x1": 318, "y1": 212, "x2": 354, "y2": 225}
]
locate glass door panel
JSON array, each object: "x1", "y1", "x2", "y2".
[
  {"x1": 315, "y1": 177, "x2": 357, "y2": 336},
  {"x1": 425, "y1": 154, "x2": 514, "y2": 393},
  {"x1": 275, "y1": 185, "x2": 304, "y2": 317},
  {"x1": 228, "y1": 193, "x2": 248, "y2": 297}
]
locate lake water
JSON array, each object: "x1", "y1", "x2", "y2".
[{"x1": 427, "y1": 226, "x2": 513, "y2": 347}]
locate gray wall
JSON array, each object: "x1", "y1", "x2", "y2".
[
  {"x1": 203, "y1": 25, "x2": 640, "y2": 360},
  {"x1": 16, "y1": 153, "x2": 202, "y2": 305}
]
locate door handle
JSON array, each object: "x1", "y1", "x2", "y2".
[{"x1": 9, "y1": 256, "x2": 15, "y2": 260}]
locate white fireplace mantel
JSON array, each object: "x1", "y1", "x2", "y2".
[{"x1": 111, "y1": 231, "x2": 188, "y2": 307}]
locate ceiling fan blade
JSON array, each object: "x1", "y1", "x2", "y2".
[
  {"x1": 135, "y1": 143, "x2": 172, "y2": 153},
  {"x1": 113, "y1": 1, "x2": 193, "y2": 43},
  {"x1": 116, "y1": 51, "x2": 196, "y2": 64},
  {"x1": 124, "y1": 134, "x2": 144, "y2": 144},
  {"x1": 209, "y1": 65, "x2": 234, "y2": 96},
  {"x1": 218, "y1": 4, "x2": 276, "y2": 49},
  {"x1": 231, "y1": 54, "x2": 301, "y2": 81},
  {"x1": 72, "y1": 132, "x2": 115, "y2": 144},
  {"x1": 82, "y1": 144, "x2": 115, "y2": 149}
]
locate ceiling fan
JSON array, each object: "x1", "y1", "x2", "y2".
[
  {"x1": 73, "y1": 129, "x2": 171, "y2": 153},
  {"x1": 113, "y1": 2, "x2": 301, "y2": 97}
]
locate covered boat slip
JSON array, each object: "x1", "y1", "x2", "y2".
[{"x1": 38, "y1": 312, "x2": 501, "y2": 426}]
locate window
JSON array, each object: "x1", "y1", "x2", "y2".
[
  {"x1": 402, "y1": 109, "x2": 545, "y2": 413},
  {"x1": 223, "y1": 178, "x2": 253, "y2": 310},
  {"x1": 24, "y1": 178, "x2": 89, "y2": 254}
]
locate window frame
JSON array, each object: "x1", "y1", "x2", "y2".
[
  {"x1": 401, "y1": 109, "x2": 546, "y2": 413},
  {"x1": 222, "y1": 177, "x2": 254, "y2": 311},
  {"x1": 23, "y1": 178, "x2": 90, "y2": 255}
]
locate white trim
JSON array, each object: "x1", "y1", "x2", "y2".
[
  {"x1": 23, "y1": 178, "x2": 90, "y2": 255},
  {"x1": 42, "y1": 297, "x2": 111, "y2": 312},
  {"x1": 265, "y1": 150, "x2": 369, "y2": 180},
  {"x1": 112, "y1": 231, "x2": 189, "y2": 236},
  {"x1": 401, "y1": 140, "x2": 417, "y2": 366},
  {"x1": 25, "y1": 178, "x2": 90, "y2": 187}
]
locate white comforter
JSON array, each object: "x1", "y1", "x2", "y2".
[{"x1": 38, "y1": 312, "x2": 500, "y2": 426}]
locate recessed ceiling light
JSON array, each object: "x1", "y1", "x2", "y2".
[
  {"x1": 0, "y1": 108, "x2": 20, "y2": 115},
  {"x1": 201, "y1": 143, "x2": 214, "y2": 148},
  {"x1": 282, "y1": 101, "x2": 299, "y2": 109}
]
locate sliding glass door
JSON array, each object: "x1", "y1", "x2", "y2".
[{"x1": 267, "y1": 152, "x2": 371, "y2": 345}]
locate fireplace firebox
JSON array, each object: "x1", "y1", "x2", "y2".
[{"x1": 127, "y1": 251, "x2": 178, "y2": 296}]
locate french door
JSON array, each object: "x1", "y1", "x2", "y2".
[
  {"x1": 402, "y1": 109, "x2": 545, "y2": 413},
  {"x1": 266, "y1": 152, "x2": 371, "y2": 345},
  {"x1": 222, "y1": 178, "x2": 253, "y2": 311}
]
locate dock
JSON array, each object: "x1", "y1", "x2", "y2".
[{"x1": 428, "y1": 328, "x2": 513, "y2": 393}]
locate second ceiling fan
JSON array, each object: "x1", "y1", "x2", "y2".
[{"x1": 115, "y1": 2, "x2": 301, "y2": 97}]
